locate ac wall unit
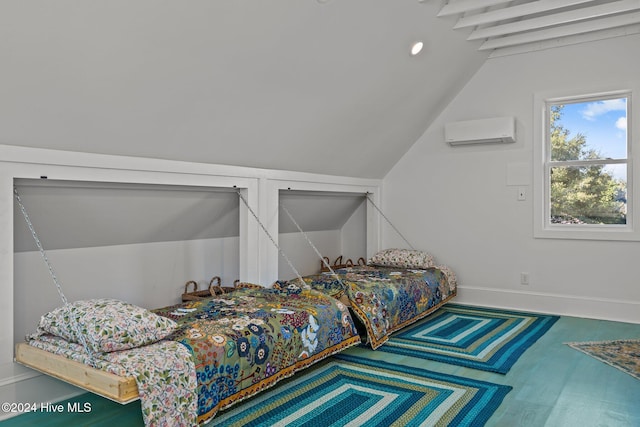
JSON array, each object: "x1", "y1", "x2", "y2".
[{"x1": 445, "y1": 116, "x2": 516, "y2": 146}]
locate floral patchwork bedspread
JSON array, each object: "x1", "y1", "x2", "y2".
[
  {"x1": 154, "y1": 286, "x2": 360, "y2": 424},
  {"x1": 296, "y1": 265, "x2": 457, "y2": 349},
  {"x1": 25, "y1": 287, "x2": 360, "y2": 426}
]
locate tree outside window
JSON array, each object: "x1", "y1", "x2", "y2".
[{"x1": 546, "y1": 95, "x2": 628, "y2": 226}]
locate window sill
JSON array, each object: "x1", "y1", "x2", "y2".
[{"x1": 534, "y1": 225, "x2": 639, "y2": 241}]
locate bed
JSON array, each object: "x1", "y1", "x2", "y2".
[
  {"x1": 293, "y1": 249, "x2": 458, "y2": 349},
  {"x1": 15, "y1": 285, "x2": 361, "y2": 426}
]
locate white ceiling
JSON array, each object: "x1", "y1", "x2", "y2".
[{"x1": 0, "y1": 1, "x2": 487, "y2": 179}]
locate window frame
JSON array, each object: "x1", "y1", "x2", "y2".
[{"x1": 534, "y1": 88, "x2": 637, "y2": 241}]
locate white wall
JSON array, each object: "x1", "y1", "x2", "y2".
[
  {"x1": 340, "y1": 199, "x2": 367, "y2": 262},
  {"x1": 279, "y1": 230, "x2": 342, "y2": 280},
  {"x1": 277, "y1": 200, "x2": 368, "y2": 281},
  {"x1": 383, "y1": 35, "x2": 640, "y2": 323}
]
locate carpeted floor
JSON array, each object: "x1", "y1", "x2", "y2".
[{"x1": 377, "y1": 304, "x2": 559, "y2": 374}]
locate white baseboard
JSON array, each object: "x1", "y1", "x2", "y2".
[{"x1": 456, "y1": 286, "x2": 640, "y2": 324}]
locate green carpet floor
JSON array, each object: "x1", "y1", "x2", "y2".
[{"x1": 2, "y1": 314, "x2": 639, "y2": 426}]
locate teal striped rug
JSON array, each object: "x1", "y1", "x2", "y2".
[
  {"x1": 215, "y1": 354, "x2": 511, "y2": 426},
  {"x1": 378, "y1": 304, "x2": 559, "y2": 374}
]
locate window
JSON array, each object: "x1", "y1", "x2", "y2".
[{"x1": 534, "y1": 90, "x2": 635, "y2": 240}]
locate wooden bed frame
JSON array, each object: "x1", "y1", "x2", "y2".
[{"x1": 14, "y1": 343, "x2": 139, "y2": 403}]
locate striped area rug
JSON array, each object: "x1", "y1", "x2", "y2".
[
  {"x1": 214, "y1": 354, "x2": 511, "y2": 426},
  {"x1": 378, "y1": 304, "x2": 559, "y2": 374}
]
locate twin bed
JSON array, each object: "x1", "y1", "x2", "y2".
[
  {"x1": 295, "y1": 263, "x2": 457, "y2": 350},
  {"x1": 15, "y1": 249, "x2": 457, "y2": 426}
]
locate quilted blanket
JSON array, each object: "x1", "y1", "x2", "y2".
[
  {"x1": 297, "y1": 266, "x2": 457, "y2": 349},
  {"x1": 26, "y1": 286, "x2": 360, "y2": 426},
  {"x1": 154, "y1": 286, "x2": 361, "y2": 424}
]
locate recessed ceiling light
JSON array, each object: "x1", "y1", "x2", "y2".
[{"x1": 410, "y1": 41, "x2": 424, "y2": 56}]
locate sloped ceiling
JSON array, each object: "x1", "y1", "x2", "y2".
[
  {"x1": 0, "y1": 0, "x2": 487, "y2": 179},
  {"x1": 14, "y1": 180, "x2": 239, "y2": 251},
  {"x1": 13, "y1": 182, "x2": 365, "y2": 251},
  {"x1": 279, "y1": 190, "x2": 366, "y2": 234}
]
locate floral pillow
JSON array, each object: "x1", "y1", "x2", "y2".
[
  {"x1": 368, "y1": 248, "x2": 435, "y2": 269},
  {"x1": 35, "y1": 299, "x2": 177, "y2": 353}
]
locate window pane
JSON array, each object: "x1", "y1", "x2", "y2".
[
  {"x1": 550, "y1": 97, "x2": 627, "y2": 161},
  {"x1": 550, "y1": 165, "x2": 627, "y2": 225}
]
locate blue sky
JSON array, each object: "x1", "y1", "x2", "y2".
[
  {"x1": 557, "y1": 97, "x2": 627, "y2": 159},
  {"x1": 556, "y1": 97, "x2": 627, "y2": 181}
]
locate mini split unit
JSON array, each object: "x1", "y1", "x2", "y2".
[{"x1": 444, "y1": 116, "x2": 516, "y2": 146}]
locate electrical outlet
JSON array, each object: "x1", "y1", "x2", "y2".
[
  {"x1": 520, "y1": 272, "x2": 529, "y2": 285},
  {"x1": 517, "y1": 187, "x2": 526, "y2": 201}
]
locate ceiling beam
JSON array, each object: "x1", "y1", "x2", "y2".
[
  {"x1": 479, "y1": 10, "x2": 640, "y2": 50},
  {"x1": 438, "y1": 0, "x2": 512, "y2": 17},
  {"x1": 454, "y1": 0, "x2": 597, "y2": 29},
  {"x1": 488, "y1": 23, "x2": 640, "y2": 57},
  {"x1": 469, "y1": 0, "x2": 640, "y2": 40}
]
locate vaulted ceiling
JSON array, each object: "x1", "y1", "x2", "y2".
[
  {"x1": 2, "y1": 1, "x2": 638, "y2": 179},
  {"x1": 0, "y1": 1, "x2": 487, "y2": 179}
]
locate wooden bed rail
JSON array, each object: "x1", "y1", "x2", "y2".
[{"x1": 14, "y1": 343, "x2": 139, "y2": 404}]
